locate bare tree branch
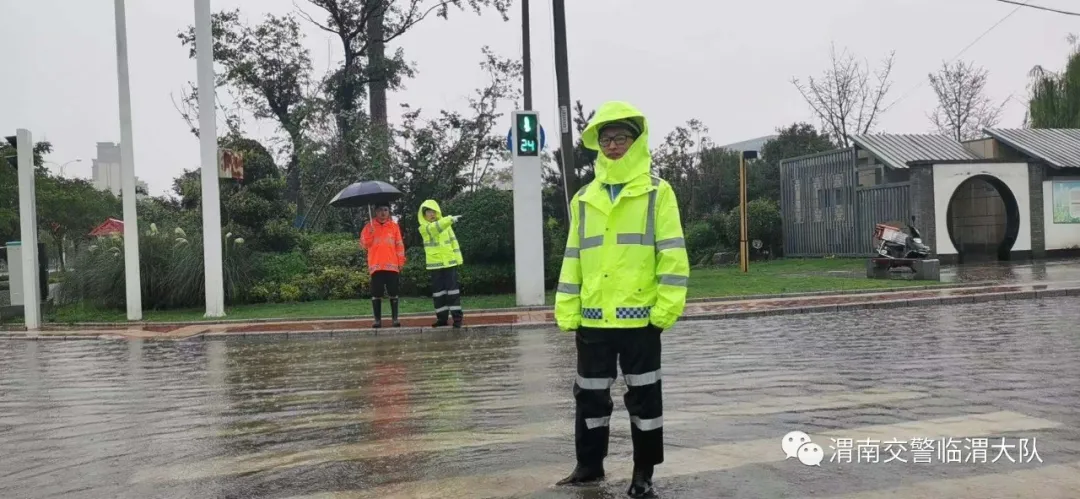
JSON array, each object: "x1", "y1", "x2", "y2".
[
  {"x1": 792, "y1": 44, "x2": 895, "y2": 147},
  {"x1": 927, "y1": 60, "x2": 1004, "y2": 141}
]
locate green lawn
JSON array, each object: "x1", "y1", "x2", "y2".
[{"x1": 42, "y1": 258, "x2": 932, "y2": 324}]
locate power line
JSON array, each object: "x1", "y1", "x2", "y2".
[
  {"x1": 995, "y1": 0, "x2": 1080, "y2": 16},
  {"x1": 881, "y1": 0, "x2": 1030, "y2": 112}
]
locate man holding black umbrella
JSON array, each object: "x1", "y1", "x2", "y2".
[{"x1": 361, "y1": 203, "x2": 406, "y2": 328}]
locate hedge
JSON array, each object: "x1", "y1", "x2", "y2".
[{"x1": 53, "y1": 191, "x2": 780, "y2": 310}]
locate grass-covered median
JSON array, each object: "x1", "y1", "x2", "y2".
[{"x1": 41, "y1": 258, "x2": 934, "y2": 324}]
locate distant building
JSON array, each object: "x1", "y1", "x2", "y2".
[
  {"x1": 719, "y1": 135, "x2": 778, "y2": 157},
  {"x1": 92, "y1": 142, "x2": 148, "y2": 199},
  {"x1": 778, "y1": 129, "x2": 1080, "y2": 263}
]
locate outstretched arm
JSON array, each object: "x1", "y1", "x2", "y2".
[{"x1": 650, "y1": 184, "x2": 689, "y2": 330}]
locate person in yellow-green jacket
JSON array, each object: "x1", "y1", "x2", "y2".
[
  {"x1": 553, "y1": 101, "x2": 689, "y2": 499},
  {"x1": 418, "y1": 199, "x2": 465, "y2": 328}
]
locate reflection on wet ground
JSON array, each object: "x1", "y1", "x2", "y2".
[
  {"x1": 2, "y1": 297, "x2": 1080, "y2": 498},
  {"x1": 940, "y1": 258, "x2": 1080, "y2": 283}
]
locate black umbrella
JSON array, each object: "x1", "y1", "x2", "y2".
[{"x1": 329, "y1": 180, "x2": 403, "y2": 208}]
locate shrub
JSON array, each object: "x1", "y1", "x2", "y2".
[
  {"x1": 442, "y1": 188, "x2": 515, "y2": 265},
  {"x1": 684, "y1": 220, "x2": 721, "y2": 264},
  {"x1": 397, "y1": 246, "x2": 429, "y2": 296},
  {"x1": 307, "y1": 233, "x2": 363, "y2": 269},
  {"x1": 259, "y1": 219, "x2": 305, "y2": 252},
  {"x1": 544, "y1": 216, "x2": 568, "y2": 289},
  {"x1": 254, "y1": 250, "x2": 309, "y2": 283},
  {"x1": 57, "y1": 224, "x2": 255, "y2": 309},
  {"x1": 458, "y1": 263, "x2": 516, "y2": 295},
  {"x1": 279, "y1": 283, "x2": 301, "y2": 302},
  {"x1": 721, "y1": 198, "x2": 782, "y2": 257}
]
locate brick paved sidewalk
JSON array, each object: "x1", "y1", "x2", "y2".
[{"x1": 3, "y1": 280, "x2": 1078, "y2": 341}]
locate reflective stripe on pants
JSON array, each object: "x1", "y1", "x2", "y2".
[
  {"x1": 573, "y1": 325, "x2": 664, "y2": 466},
  {"x1": 430, "y1": 267, "x2": 462, "y2": 323}
]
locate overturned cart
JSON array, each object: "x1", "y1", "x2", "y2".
[{"x1": 866, "y1": 223, "x2": 940, "y2": 281}]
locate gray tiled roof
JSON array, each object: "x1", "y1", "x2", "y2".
[
  {"x1": 983, "y1": 128, "x2": 1080, "y2": 168},
  {"x1": 850, "y1": 134, "x2": 979, "y2": 169},
  {"x1": 719, "y1": 135, "x2": 778, "y2": 153}
]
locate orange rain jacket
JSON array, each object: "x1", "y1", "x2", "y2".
[{"x1": 360, "y1": 218, "x2": 406, "y2": 274}]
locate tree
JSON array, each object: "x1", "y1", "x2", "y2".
[
  {"x1": 792, "y1": 44, "x2": 895, "y2": 147},
  {"x1": 653, "y1": 119, "x2": 728, "y2": 221},
  {"x1": 543, "y1": 101, "x2": 597, "y2": 222},
  {"x1": 295, "y1": 0, "x2": 512, "y2": 178},
  {"x1": 36, "y1": 176, "x2": 122, "y2": 270},
  {"x1": 1027, "y1": 36, "x2": 1080, "y2": 128},
  {"x1": 177, "y1": 10, "x2": 314, "y2": 211},
  {"x1": 170, "y1": 136, "x2": 299, "y2": 251},
  {"x1": 927, "y1": 60, "x2": 1004, "y2": 141},
  {"x1": 757, "y1": 122, "x2": 836, "y2": 202},
  {"x1": 0, "y1": 141, "x2": 53, "y2": 243}
]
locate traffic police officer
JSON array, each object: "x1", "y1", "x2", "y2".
[{"x1": 554, "y1": 101, "x2": 690, "y2": 498}]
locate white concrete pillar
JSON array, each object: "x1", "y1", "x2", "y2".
[
  {"x1": 195, "y1": 0, "x2": 226, "y2": 317},
  {"x1": 15, "y1": 129, "x2": 42, "y2": 331},
  {"x1": 113, "y1": 0, "x2": 143, "y2": 320}
]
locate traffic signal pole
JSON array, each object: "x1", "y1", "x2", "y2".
[
  {"x1": 521, "y1": 0, "x2": 532, "y2": 110},
  {"x1": 511, "y1": 112, "x2": 545, "y2": 306},
  {"x1": 739, "y1": 150, "x2": 757, "y2": 273},
  {"x1": 552, "y1": 0, "x2": 574, "y2": 211}
]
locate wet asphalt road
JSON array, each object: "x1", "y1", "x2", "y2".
[{"x1": 2, "y1": 297, "x2": 1080, "y2": 498}]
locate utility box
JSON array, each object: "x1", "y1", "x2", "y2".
[
  {"x1": 6, "y1": 242, "x2": 24, "y2": 306},
  {"x1": 3, "y1": 241, "x2": 48, "y2": 307}
]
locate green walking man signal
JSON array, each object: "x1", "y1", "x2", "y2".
[{"x1": 516, "y1": 112, "x2": 539, "y2": 157}]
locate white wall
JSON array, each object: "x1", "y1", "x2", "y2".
[
  {"x1": 1043, "y1": 179, "x2": 1080, "y2": 250},
  {"x1": 932, "y1": 163, "x2": 1031, "y2": 255}
]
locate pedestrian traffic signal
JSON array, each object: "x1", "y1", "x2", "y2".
[{"x1": 516, "y1": 112, "x2": 539, "y2": 157}]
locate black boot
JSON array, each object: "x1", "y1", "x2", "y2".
[
  {"x1": 372, "y1": 298, "x2": 382, "y2": 328},
  {"x1": 626, "y1": 464, "x2": 656, "y2": 498},
  {"x1": 390, "y1": 298, "x2": 400, "y2": 327},
  {"x1": 555, "y1": 462, "x2": 605, "y2": 486}
]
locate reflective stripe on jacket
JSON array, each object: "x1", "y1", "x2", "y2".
[
  {"x1": 417, "y1": 199, "x2": 463, "y2": 270},
  {"x1": 360, "y1": 219, "x2": 406, "y2": 274},
  {"x1": 554, "y1": 101, "x2": 690, "y2": 331}
]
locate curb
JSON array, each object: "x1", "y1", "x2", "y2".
[
  {"x1": 4, "y1": 286, "x2": 1076, "y2": 342},
  {"x1": 16, "y1": 281, "x2": 996, "y2": 331}
]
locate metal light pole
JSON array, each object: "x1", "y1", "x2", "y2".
[
  {"x1": 113, "y1": 0, "x2": 143, "y2": 320},
  {"x1": 739, "y1": 150, "x2": 757, "y2": 273},
  {"x1": 552, "y1": 0, "x2": 573, "y2": 212},
  {"x1": 46, "y1": 159, "x2": 82, "y2": 178},
  {"x1": 522, "y1": 0, "x2": 532, "y2": 110},
  {"x1": 195, "y1": 0, "x2": 226, "y2": 317}
]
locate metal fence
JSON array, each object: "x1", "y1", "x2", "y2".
[
  {"x1": 855, "y1": 182, "x2": 911, "y2": 255},
  {"x1": 780, "y1": 148, "x2": 911, "y2": 257}
]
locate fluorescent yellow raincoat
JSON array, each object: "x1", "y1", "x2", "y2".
[
  {"x1": 554, "y1": 101, "x2": 690, "y2": 331},
  {"x1": 417, "y1": 199, "x2": 463, "y2": 270}
]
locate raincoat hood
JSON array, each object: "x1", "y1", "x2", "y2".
[
  {"x1": 418, "y1": 199, "x2": 443, "y2": 223},
  {"x1": 582, "y1": 101, "x2": 651, "y2": 185}
]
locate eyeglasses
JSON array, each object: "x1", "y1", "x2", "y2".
[{"x1": 598, "y1": 135, "x2": 632, "y2": 147}]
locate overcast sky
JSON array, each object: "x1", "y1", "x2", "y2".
[{"x1": 3, "y1": 0, "x2": 1078, "y2": 196}]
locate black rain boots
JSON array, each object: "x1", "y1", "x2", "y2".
[
  {"x1": 556, "y1": 463, "x2": 656, "y2": 497},
  {"x1": 374, "y1": 298, "x2": 401, "y2": 328},
  {"x1": 372, "y1": 298, "x2": 382, "y2": 328},
  {"x1": 627, "y1": 464, "x2": 656, "y2": 498},
  {"x1": 555, "y1": 462, "x2": 605, "y2": 486}
]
